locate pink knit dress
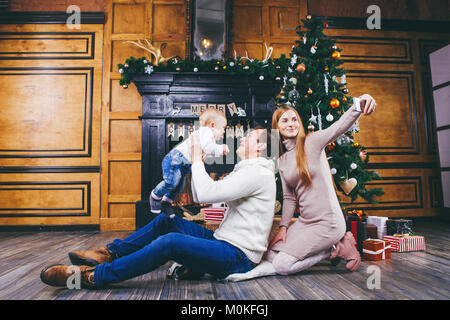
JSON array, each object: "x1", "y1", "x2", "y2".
[{"x1": 271, "y1": 105, "x2": 362, "y2": 260}]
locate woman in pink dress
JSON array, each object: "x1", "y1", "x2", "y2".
[{"x1": 225, "y1": 94, "x2": 376, "y2": 282}]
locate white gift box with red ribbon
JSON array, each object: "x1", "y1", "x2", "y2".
[
  {"x1": 202, "y1": 207, "x2": 226, "y2": 222},
  {"x1": 383, "y1": 235, "x2": 425, "y2": 252}
]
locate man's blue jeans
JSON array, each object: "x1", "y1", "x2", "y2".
[
  {"x1": 94, "y1": 214, "x2": 255, "y2": 287},
  {"x1": 152, "y1": 149, "x2": 191, "y2": 201}
]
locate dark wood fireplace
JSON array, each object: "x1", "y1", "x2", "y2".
[{"x1": 133, "y1": 72, "x2": 280, "y2": 229}]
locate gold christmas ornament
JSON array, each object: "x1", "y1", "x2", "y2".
[
  {"x1": 331, "y1": 51, "x2": 341, "y2": 59},
  {"x1": 307, "y1": 122, "x2": 315, "y2": 132},
  {"x1": 308, "y1": 88, "x2": 313, "y2": 94},
  {"x1": 330, "y1": 98, "x2": 340, "y2": 109},
  {"x1": 339, "y1": 178, "x2": 358, "y2": 195},
  {"x1": 306, "y1": 14, "x2": 312, "y2": 20},
  {"x1": 342, "y1": 96, "x2": 348, "y2": 102},
  {"x1": 274, "y1": 200, "x2": 282, "y2": 213},
  {"x1": 296, "y1": 63, "x2": 306, "y2": 73}
]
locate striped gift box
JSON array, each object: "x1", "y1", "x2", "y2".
[
  {"x1": 383, "y1": 235, "x2": 425, "y2": 252},
  {"x1": 202, "y1": 207, "x2": 226, "y2": 223}
]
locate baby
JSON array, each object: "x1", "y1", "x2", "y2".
[{"x1": 150, "y1": 108, "x2": 229, "y2": 218}]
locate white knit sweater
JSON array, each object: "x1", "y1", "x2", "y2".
[{"x1": 190, "y1": 157, "x2": 276, "y2": 263}]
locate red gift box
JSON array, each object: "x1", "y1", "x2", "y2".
[
  {"x1": 383, "y1": 235, "x2": 425, "y2": 252},
  {"x1": 363, "y1": 239, "x2": 391, "y2": 261},
  {"x1": 202, "y1": 207, "x2": 226, "y2": 222}
]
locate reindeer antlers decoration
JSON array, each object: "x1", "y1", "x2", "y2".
[{"x1": 125, "y1": 39, "x2": 175, "y2": 65}]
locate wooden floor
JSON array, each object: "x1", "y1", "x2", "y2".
[{"x1": 0, "y1": 220, "x2": 449, "y2": 300}]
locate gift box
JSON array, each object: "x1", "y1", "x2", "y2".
[
  {"x1": 346, "y1": 210, "x2": 368, "y2": 255},
  {"x1": 366, "y1": 216, "x2": 388, "y2": 239},
  {"x1": 202, "y1": 207, "x2": 226, "y2": 223},
  {"x1": 366, "y1": 224, "x2": 378, "y2": 239},
  {"x1": 383, "y1": 235, "x2": 425, "y2": 252},
  {"x1": 363, "y1": 239, "x2": 391, "y2": 261},
  {"x1": 386, "y1": 219, "x2": 413, "y2": 235}
]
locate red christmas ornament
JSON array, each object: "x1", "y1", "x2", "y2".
[
  {"x1": 324, "y1": 22, "x2": 328, "y2": 28},
  {"x1": 328, "y1": 142, "x2": 336, "y2": 150}
]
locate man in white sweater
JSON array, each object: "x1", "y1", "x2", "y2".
[{"x1": 40, "y1": 128, "x2": 276, "y2": 288}]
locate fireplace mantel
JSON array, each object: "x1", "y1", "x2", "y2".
[{"x1": 134, "y1": 72, "x2": 281, "y2": 229}]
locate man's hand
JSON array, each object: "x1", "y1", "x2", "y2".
[
  {"x1": 190, "y1": 132, "x2": 204, "y2": 163},
  {"x1": 222, "y1": 144, "x2": 230, "y2": 155},
  {"x1": 268, "y1": 226, "x2": 287, "y2": 249},
  {"x1": 358, "y1": 94, "x2": 376, "y2": 115}
]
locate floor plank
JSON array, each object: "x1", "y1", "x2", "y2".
[{"x1": 0, "y1": 220, "x2": 449, "y2": 300}]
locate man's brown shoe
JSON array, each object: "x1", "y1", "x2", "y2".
[
  {"x1": 69, "y1": 246, "x2": 114, "y2": 266},
  {"x1": 40, "y1": 264, "x2": 96, "y2": 288}
]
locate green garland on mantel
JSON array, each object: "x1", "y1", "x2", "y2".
[{"x1": 118, "y1": 55, "x2": 291, "y2": 88}]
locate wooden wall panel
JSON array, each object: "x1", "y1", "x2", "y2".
[
  {"x1": 9, "y1": 0, "x2": 106, "y2": 12},
  {"x1": 101, "y1": 0, "x2": 187, "y2": 230},
  {"x1": 0, "y1": 32, "x2": 95, "y2": 59},
  {"x1": 113, "y1": 4, "x2": 146, "y2": 34},
  {"x1": 0, "y1": 70, "x2": 91, "y2": 156},
  {"x1": 0, "y1": 23, "x2": 103, "y2": 228},
  {"x1": 110, "y1": 80, "x2": 142, "y2": 113},
  {"x1": 346, "y1": 70, "x2": 419, "y2": 155},
  {"x1": 109, "y1": 120, "x2": 142, "y2": 153},
  {"x1": 0, "y1": 172, "x2": 99, "y2": 225},
  {"x1": 307, "y1": 0, "x2": 449, "y2": 21}
]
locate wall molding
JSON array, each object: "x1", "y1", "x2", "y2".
[
  {"x1": 323, "y1": 16, "x2": 450, "y2": 33},
  {"x1": 0, "y1": 32, "x2": 96, "y2": 60},
  {"x1": 341, "y1": 176, "x2": 423, "y2": 210},
  {"x1": 0, "y1": 67, "x2": 94, "y2": 158},
  {"x1": 0, "y1": 181, "x2": 91, "y2": 217},
  {"x1": 346, "y1": 69, "x2": 419, "y2": 155},
  {"x1": 335, "y1": 36, "x2": 413, "y2": 64},
  {"x1": 0, "y1": 166, "x2": 100, "y2": 173},
  {"x1": 0, "y1": 11, "x2": 105, "y2": 24},
  {"x1": 0, "y1": 224, "x2": 100, "y2": 232}
]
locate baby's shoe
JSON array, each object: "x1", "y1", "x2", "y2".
[
  {"x1": 161, "y1": 201, "x2": 176, "y2": 219},
  {"x1": 149, "y1": 191, "x2": 162, "y2": 214},
  {"x1": 330, "y1": 232, "x2": 361, "y2": 272}
]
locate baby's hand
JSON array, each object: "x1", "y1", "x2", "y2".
[{"x1": 222, "y1": 144, "x2": 230, "y2": 155}]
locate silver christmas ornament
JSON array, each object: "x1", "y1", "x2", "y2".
[
  {"x1": 326, "y1": 113, "x2": 334, "y2": 122},
  {"x1": 288, "y1": 89, "x2": 300, "y2": 100}
]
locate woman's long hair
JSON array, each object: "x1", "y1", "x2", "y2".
[{"x1": 272, "y1": 105, "x2": 312, "y2": 187}]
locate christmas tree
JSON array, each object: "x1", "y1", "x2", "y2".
[{"x1": 275, "y1": 14, "x2": 383, "y2": 204}]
